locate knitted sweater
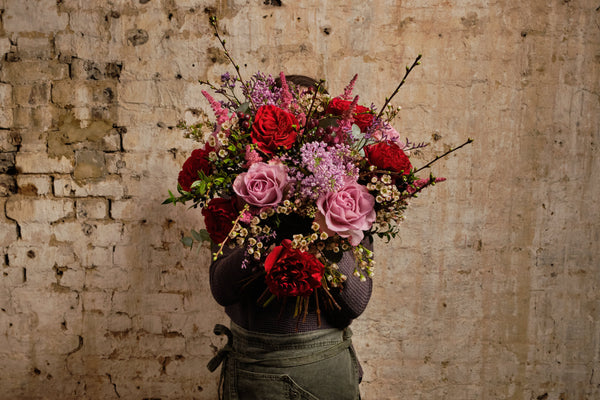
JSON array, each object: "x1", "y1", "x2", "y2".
[{"x1": 209, "y1": 241, "x2": 373, "y2": 334}]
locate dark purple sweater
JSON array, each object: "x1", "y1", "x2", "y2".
[{"x1": 209, "y1": 241, "x2": 373, "y2": 334}]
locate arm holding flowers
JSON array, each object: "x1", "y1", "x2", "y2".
[
  {"x1": 209, "y1": 244, "x2": 256, "y2": 307},
  {"x1": 209, "y1": 237, "x2": 373, "y2": 330},
  {"x1": 325, "y1": 238, "x2": 374, "y2": 327}
]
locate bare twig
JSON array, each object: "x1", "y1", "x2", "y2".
[
  {"x1": 376, "y1": 54, "x2": 422, "y2": 120},
  {"x1": 413, "y1": 138, "x2": 474, "y2": 174}
]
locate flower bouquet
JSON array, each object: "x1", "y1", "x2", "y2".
[{"x1": 165, "y1": 17, "x2": 472, "y2": 319}]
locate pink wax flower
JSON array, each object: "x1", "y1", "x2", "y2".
[
  {"x1": 233, "y1": 162, "x2": 289, "y2": 208},
  {"x1": 240, "y1": 210, "x2": 253, "y2": 224},
  {"x1": 407, "y1": 177, "x2": 447, "y2": 194},
  {"x1": 316, "y1": 181, "x2": 376, "y2": 246}
]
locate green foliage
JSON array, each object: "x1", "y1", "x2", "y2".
[
  {"x1": 181, "y1": 236, "x2": 194, "y2": 248},
  {"x1": 237, "y1": 102, "x2": 251, "y2": 114},
  {"x1": 181, "y1": 229, "x2": 212, "y2": 252},
  {"x1": 317, "y1": 117, "x2": 338, "y2": 128},
  {"x1": 192, "y1": 229, "x2": 211, "y2": 242}
]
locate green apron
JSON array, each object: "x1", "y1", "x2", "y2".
[{"x1": 208, "y1": 323, "x2": 361, "y2": 400}]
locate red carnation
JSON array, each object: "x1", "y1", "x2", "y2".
[
  {"x1": 251, "y1": 105, "x2": 299, "y2": 155},
  {"x1": 178, "y1": 146, "x2": 212, "y2": 192},
  {"x1": 326, "y1": 97, "x2": 374, "y2": 131},
  {"x1": 365, "y1": 142, "x2": 412, "y2": 176},
  {"x1": 201, "y1": 197, "x2": 238, "y2": 244},
  {"x1": 264, "y1": 240, "x2": 324, "y2": 297}
]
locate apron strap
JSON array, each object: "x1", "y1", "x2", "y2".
[
  {"x1": 207, "y1": 324, "x2": 234, "y2": 400},
  {"x1": 207, "y1": 324, "x2": 233, "y2": 372}
]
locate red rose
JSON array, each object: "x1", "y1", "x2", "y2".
[
  {"x1": 365, "y1": 142, "x2": 412, "y2": 176},
  {"x1": 326, "y1": 97, "x2": 374, "y2": 131},
  {"x1": 201, "y1": 197, "x2": 238, "y2": 244},
  {"x1": 178, "y1": 146, "x2": 212, "y2": 192},
  {"x1": 251, "y1": 105, "x2": 299, "y2": 154},
  {"x1": 264, "y1": 239, "x2": 324, "y2": 297}
]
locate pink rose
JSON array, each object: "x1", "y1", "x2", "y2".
[
  {"x1": 316, "y1": 181, "x2": 376, "y2": 246},
  {"x1": 233, "y1": 162, "x2": 289, "y2": 208}
]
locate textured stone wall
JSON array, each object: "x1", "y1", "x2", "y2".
[{"x1": 1, "y1": 0, "x2": 599, "y2": 399}]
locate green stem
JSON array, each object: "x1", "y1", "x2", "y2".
[{"x1": 303, "y1": 80, "x2": 327, "y2": 135}]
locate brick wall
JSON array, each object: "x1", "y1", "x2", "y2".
[{"x1": 1, "y1": 1, "x2": 599, "y2": 399}]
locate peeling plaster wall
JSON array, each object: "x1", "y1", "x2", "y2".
[{"x1": 0, "y1": 0, "x2": 599, "y2": 399}]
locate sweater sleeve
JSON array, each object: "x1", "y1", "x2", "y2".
[
  {"x1": 209, "y1": 245, "x2": 256, "y2": 306},
  {"x1": 327, "y1": 238, "x2": 374, "y2": 325}
]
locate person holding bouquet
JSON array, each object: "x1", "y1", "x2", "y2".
[
  {"x1": 168, "y1": 18, "x2": 468, "y2": 399},
  {"x1": 204, "y1": 76, "x2": 373, "y2": 400}
]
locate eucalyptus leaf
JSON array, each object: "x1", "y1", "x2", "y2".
[
  {"x1": 237, "y1": 102, "x2": 251, "y2": 114},
  {"x1": 192, "y1": 229, "x2": 211, "y2": 243},
  {"x1": 351, "y1": 124, "x2": 363, "y2": 141},
  {"x1": 191, "y1": 229, "x2": 203, "y2": 241},
  {"x1": 317, "y1": 117, "x2": 339, "y2": 128},
  {"x1": 181, "y1": 236, "x2": 194, "y2": 248},
  {"x1": 199, "y1": 229, "x2": 211, "y2": 242}
]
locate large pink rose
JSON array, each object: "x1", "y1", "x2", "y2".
[
  {"x1": 233, "y1": 162, "x2": 288, "y2": 208},
  {"x1": 316, "y1": 182, "x2": 376, "y2": 246}
]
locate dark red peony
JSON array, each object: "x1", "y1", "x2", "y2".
[
  {"x1": 178, "y1": 146, "x2": 212, "y2": 192},
  {"x1": 264, "y1": 239, "x2": 325, "y2": 297},
  {"x1": 365, "y1": 141, "x2": 412, "y2": 176},
  {"x1": 251, "y1": 105, "x2": 299, "y2": 154},
  {"x1": 326, "y1": 97, "x2": 374, "y2": 131},
  {"x1": 201, "y1": 197, "x2": 238, "y2": 244}
]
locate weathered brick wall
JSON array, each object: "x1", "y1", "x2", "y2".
[{"x1": 1, "y1": 0, "x2": 598, "y2": 399}]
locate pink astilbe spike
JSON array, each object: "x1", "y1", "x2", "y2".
[
  {"x1": 340, "y1": 74, "x2": 358, "y2": 101},
  {"x1": 338, "y1": 95, "x2": 358, "y2": 131},
  {"x1": 332, "y1": 95, "x2": 358, "y2": 144},
  {"x1": 407, "y1": 177, "x2": 447, "y2": 194},
  {"x1": 279, "y1": 72, "x2": 294, "y2": 110},
  {"x1": 202, "y1": 90, "x2": 229, "y2": 124}
]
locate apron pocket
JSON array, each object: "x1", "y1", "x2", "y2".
[{"x1": 235, "y1": 368, "x2": 320, "y2": 400}]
